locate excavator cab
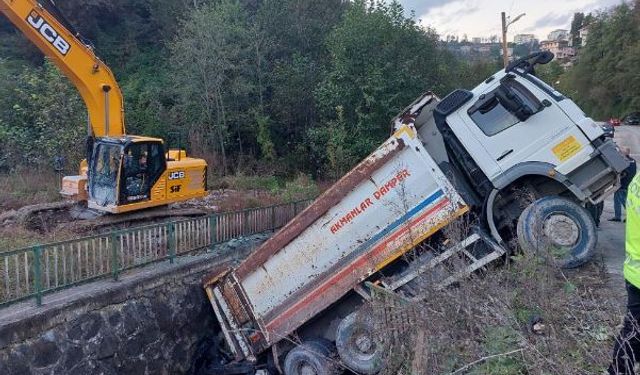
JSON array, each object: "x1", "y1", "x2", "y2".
[{"x1": 89, "y1": 137, "x2": 166, "y2": 208}]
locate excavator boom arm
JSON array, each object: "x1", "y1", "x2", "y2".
[{"x1": 0, "y1": 0, "x2": 125, "y2": 137}]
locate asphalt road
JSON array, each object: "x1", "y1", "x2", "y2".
[{"x1": 597, "y1": 125, "x2": 640, "y2": 285}]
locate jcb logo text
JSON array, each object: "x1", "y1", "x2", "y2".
[
  {"x1": 169, "y1": 171, "x2": 185, "y2": 180},
  {"x1": 27, "y1": 11, "x2": 70, "y2": 56}
]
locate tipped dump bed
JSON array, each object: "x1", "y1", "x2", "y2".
[{"x1": 204, "y1": 124, "x2": 468, "y2": 361}]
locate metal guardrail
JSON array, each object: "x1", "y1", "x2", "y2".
[{"x1": 0, "y1": 199, "x2": 313, "y2": 308}]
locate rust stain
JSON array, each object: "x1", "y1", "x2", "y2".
[
  {"x1": 223, "y1": 281, "x2": 250, "y2": 325},
  {"x1": 213, "y1": 272, "x2": 272, "y2": 355},
  {"x1": 234, "y1": 139, "x2": 406, "y2": 279},
  {"x1": 201, "y1": 263, "x2": 233, "y2": 287},
  {"x1": 391, "y1": 92, "x2": 436, "y2": 132}
]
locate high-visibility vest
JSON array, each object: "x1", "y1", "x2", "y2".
[{"x1": 624, "y1": 173, "x2": 640, "y2": 289}]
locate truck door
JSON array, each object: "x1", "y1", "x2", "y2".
[{"x1": 459, "y1": 75, "x2": 576, "y2": 179}]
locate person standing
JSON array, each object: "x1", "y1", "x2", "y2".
[
  {"x1": 587, "y1": 201, "x2": 605, "y2": 227},
  {"x1": 609, "y1": 172, "x2": 640, "y2": 374},
  {"x1": 610, "y1": 147, "x2": 637, "y2": 222}
]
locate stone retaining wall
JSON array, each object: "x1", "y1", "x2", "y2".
[{"x1": 0, "y1": 235, "x2": 267, "y2": 375}]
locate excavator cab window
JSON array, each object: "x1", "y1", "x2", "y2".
[
  {"x1": 90, "y1": 143, "x2": 122, "y2": 207},
  {"x1": 120, "y1": 142, "x2": 166, "y2": 204}
]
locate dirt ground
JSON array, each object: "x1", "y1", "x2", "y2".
[
  {"x1": 0, "y1": 172, "x2": 322, "y2": 251},
  {"x1": 0, "y1": 189, "x2": 274, "y2": 250}
]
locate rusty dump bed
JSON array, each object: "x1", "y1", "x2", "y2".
[{"x1": 203, "y1": 124, "x2": 468, "y2": 362}]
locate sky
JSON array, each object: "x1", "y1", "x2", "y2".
[{"x1": 398, "y1": 0, "x2": 625, "y2": 41}]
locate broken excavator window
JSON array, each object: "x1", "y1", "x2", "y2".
[{"x1": 91, "y1": 143, "x2": 122, "y2": 206}]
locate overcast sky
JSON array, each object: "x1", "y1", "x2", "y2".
[{"x1": 398, "y1": 0, "x2": 625, "y2": 41}]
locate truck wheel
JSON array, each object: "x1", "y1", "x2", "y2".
[
  {"x1": 336, "y1": 311, "x2": 384, "y2": 374},
  {"x1": 283, "y1": 340, "x2": 339, "y2": 375},
  {"x1": 517, "y1": 196, "x2": 597, "y2": 269}
]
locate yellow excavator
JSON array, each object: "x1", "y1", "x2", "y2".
[{"x1": 0, "y1": 0, "x2": 207, "y2": 215}]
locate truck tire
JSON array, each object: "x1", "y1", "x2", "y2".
[
  {"x1": 336, "y1": 311, "x2": 385, "y2": 374},
  {"x1": 283, "y1": 340, "x2": 339, "y2": 375},
  {"x1": 517, "y1": 196, "x2": 597, "y2": 269}
]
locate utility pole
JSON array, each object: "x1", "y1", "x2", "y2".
[
  {"x1": 501, "y1": 12, "x2": 509, "y2": 68},
  {"x1": 501, "y1": 12, "x2": 526, "y2": 68}
]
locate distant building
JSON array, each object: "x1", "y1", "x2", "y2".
[
  {"x1": 513, "y1": 34, "x2": 536, "y2": 45},
  {"x1": 471, "y1": 37, "x2": 482, "y2": 44},
  {"x1": 513, "y1": 39, "x2": 540, "y2": 59},
  {"x1": 499, "y1": 47, "x2": 514, "y2": 58},
  {"x1": 547, "y1": 29, "x2": 569, "y2": 42},
  {"x1": 477, "y1": 45, "x2": 492, "y2": 54},
  {"x1": 579, "y1": 25, "x2": 590, "y2": 47},
  {"x1": 444, "y1": 41, "x2": 502, "y2": 61},
  {"x1": 540, "y1": 40, "x2": 575, "y2": 60}
]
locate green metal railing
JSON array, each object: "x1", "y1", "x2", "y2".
[{"x1": 0, "y1": 199, "x2": 313, "y2": 308}]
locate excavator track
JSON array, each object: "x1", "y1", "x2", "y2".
[
  {"x1": 0, "y1": 201, "x2": 207, "y2": 233},
  {"x1": 67, "y1": 206, "x2": 207, "y2": 232}
]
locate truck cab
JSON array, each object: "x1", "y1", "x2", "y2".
[{"x1": 400, "y1": 52, "x2": 628, "y2": 242}]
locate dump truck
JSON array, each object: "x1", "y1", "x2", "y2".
[{"x1": 201, "y1": 52, "x2": 629, "y2": 375}]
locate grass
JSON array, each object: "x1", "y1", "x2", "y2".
[
  {"x1": 0, "y1": 168, "x2": 321, "y2": 213},
  {"x1": 210, "y1": 174, "x2": 280, "y2": 191},
  {"x1": 372, "y1": 251, "x2": 623, "y2": 375},
  {"x1": 209, "y1": 173, "x2": 320, "y2": 200},
  {"x1": 0, "y1": 224, "x2": 80, "y2": 250},
  {"x1": 472, "y1": 326, "x2": 526, "y2": 374},
  {"x1": 0, "y1": 168, "x2": 78, "y2": 250},
  {"x1": 0, "y1": 168, "x2": 62, "y2": 210},
  {"x1": 0, "y1": 169, "x2": 322, "y2": 251},
  {"x1": 208, "y1": 173, "x2": 321, "y2": 211}
]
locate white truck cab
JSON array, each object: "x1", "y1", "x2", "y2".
[{"x1": 400, "y1": 52, "x2": 628, "y2": 246}]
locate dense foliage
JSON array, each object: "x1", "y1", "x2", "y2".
[
  {"x1": 560, "y1": 1, "x2": 640, "y2": 119},
  {"x1": 0, "y1": 61, "x2": 84, "y2": 170},
  {"x1": 0, "y1": 0, "x2": 496, "y2": 176}
]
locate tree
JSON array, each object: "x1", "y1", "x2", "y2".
[
  {"x1": 0, "y1": 60, "x2": 84, "y2": 170},
  {"x1": 561, "y1": 2, "x2": 640, "y2": 118},
  {"x1": 325, "y1": 106, "x2": 357, "y2": 180},
  {"x1": 313, "y1": 0, "x2": 449, "y2": 166},
  {"x1": 170, "y1": 0, "x2": 254, "y2": 173},
  {"x1": 0, "y1": 0, "x2": 519, "y2": 177},
  {"x1": 537, "y1": 61, "x2": 564, "y2": 87},
  {"x1": 255, "y1": 0, "x2": 346, "y2": 173},
  {"x1": 570, "y1": 12, "x2": 585, "y2": 47}
]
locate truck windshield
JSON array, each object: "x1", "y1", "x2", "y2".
[{"x1": 90, "y1": 143, "x2": 122, "y2": 206}]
